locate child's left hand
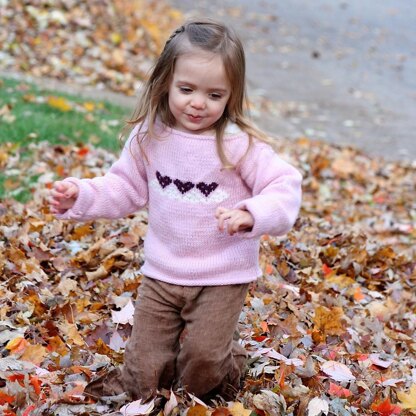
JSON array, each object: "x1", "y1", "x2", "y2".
[{"x1": 215, "y1": 207, "x2": 254, "y2": 235}]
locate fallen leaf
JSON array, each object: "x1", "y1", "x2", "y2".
[
  {"x1": 397, "y1": 384, "x2": 416, "y2": 412},
  {"x1": 120, "y1": 398, "x2": 155, "y2": 415},
  {"x1": 371, "y1": 397, "x2": 401, "y2": 416},
  {"x1": 321, "y1": 361, "x2": 356, "y2": 382},
  {"x1": 307, "y1": 397, "x2": 329, "y2": 416},
  {"x1": 228, "y1": 402, "x2": 251, "y2": 416}
]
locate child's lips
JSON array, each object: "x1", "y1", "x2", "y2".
[{"x1": 186, "y1": 114, "x2": 203, "y2": 122}]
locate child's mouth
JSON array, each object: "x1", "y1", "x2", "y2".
[{"x1": 187, "y1": 114, "x2": 203, "y2": 122}]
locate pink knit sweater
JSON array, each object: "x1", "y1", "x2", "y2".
[{"x1": 58, "y1": 122, "x2": 302, "y2": 286}]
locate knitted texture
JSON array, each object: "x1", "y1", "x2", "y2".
[{"x1": 57, "y1": 123, "x2": 302, "y2": 286}]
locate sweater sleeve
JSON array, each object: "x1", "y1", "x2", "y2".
[
  {"x1": 233, "y1": 141, "x2": 302, "y2": 238},
  {"x1": 56, "y1": 126, "x2": 148, "y2": 221}
]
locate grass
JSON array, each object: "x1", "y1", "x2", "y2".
[
  {"x1": 0, "y1": 77, "x2": 130, "y2": 201},
  {"x1": 0, "y1": 77, "x2": 129, "y2": 150}
]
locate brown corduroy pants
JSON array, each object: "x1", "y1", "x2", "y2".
[
  {"x1": 122, "y1": 277, "x2": 248, "y2": 399},
  {"x1": 119, "y1": 276, "x2": 249, "y2": 401}
]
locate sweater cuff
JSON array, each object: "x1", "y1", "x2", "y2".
[{"x1": 233, "y1": 197, "x2": 292, "y2": 239}]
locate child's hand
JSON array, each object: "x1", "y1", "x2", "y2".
[
  {"x1": 49, "y1": 181, "x2": 79, "y2": 214},
  {"x1": 215, "y1": 207, "x2": 254, "y2": 235}
]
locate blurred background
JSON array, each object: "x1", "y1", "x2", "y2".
[
  {"x1": 170, "y1": 0, "x2": 416, "y2": 161},
  {"x1": 1, "y1": 0, "x2": 415, "y2": 161}
]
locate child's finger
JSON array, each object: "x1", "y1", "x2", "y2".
[
  {"x1": 217, "y1": 211, "x2": 232, "y2": 231},
  {"x1": 215, "y1": 206, "x2": 228, "y2": 218},
  {"x1": 64, "y1": 184, "x2": 78, "y2": 198}
]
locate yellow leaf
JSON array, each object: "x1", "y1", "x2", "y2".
[
  {"x1": 47, "y1": 96, "x2": 72, "y2": 112},
  {"x1": 110, "y1": 32, "x2": 122, "y2": 45},
  {"x1": 168, "y1": 9, "x2": 183, "y2": 20},
  {"x1": 83, "y1": 102, "x2": 95, "y2": 112},
  {"x1": 228, "y1": 402, "x2": 251, "y2": 416},
  {"x1": 58, "y1": 322, "x2": 85, "y2": 346},
  {"x1": 398, "y1": 384, "x2": 416, "y2": 411},
  {"x1": 325, "y1": 273, "x2": 355, "y2": 288},
  {"x1": 21, "y1": 344, "x2": 48, "y2": 365}
]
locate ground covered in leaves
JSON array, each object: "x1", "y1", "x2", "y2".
[
  {"x1": 0, "y1": 135, "x2": 415, "y2": 415},
  {"x1": 0, "y1": 0, "x2": 182, "y2": 95}
]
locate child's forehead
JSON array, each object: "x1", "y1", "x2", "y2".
[
  {"x1": 173, "y1": 51, "x2": 228, "y2": 85},
  {"x1": 176, "y1": 48, "x2": 224, "y2": 66}
]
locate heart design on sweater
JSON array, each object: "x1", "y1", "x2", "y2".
[
  {"x1": 174, "y1": 179, "x2": 195, "y2": 194},
  {"x1": 196, "y1": 182, "x2": 218, "y2": 197},
  {"x1": 156, "y1": 171, "x2": 172, "y2": 188}
]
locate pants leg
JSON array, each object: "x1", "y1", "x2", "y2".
[
  {"x1": 175, "y1": 283, "x2": 249, "y2": 400},
  {"x1": 121, "y1": 277, "x2": 184, "y2": 400}
]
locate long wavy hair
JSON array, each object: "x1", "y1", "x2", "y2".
[{"x1": 126, "y1": 18, "x2": 270, "y2": 168}]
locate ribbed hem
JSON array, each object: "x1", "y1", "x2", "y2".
[{"x1": 140, "y1": 263, "x2": 261, "y2": 287}]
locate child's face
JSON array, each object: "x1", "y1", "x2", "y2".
[{"x1": 168, "y1": 49, "x2": 231, "y2": 135}]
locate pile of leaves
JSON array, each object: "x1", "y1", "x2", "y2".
[
  {"x1": 0, "y1": 134, "x2": 415, "y2": 415},
  {"x1": 0, "y1": 0, "x2": 182, "y2": 95}
]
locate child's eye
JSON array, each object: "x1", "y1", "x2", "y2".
[
  {"x1": 179, "y1": 87, "x2": 192, "y2": 93},
  {"x1": 209, "y1": 93, "x2": 222, "y2": 100}
]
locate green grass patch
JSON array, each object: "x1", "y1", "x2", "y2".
[
  {"x1": 0, "y1": 77, "x2": 131, "y2": 202},
  {"x1": 0, "y1": 77, "x2": 130, "y2": 151}
]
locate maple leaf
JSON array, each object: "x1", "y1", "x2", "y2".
[
  {"x1": 328, "y1": 382, "x2": 353, "y2": 398},
  {"x1": 371, "y1": 398, "x2": 402, "y2": 416},
  {"x1": 397, "y1": 384, "x2": 416, "y2": 413}
]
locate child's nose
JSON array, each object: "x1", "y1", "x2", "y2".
[{"x1": 190, "y1": 95, "x2": 206, "y2": 109}]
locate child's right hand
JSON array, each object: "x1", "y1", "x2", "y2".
[{"x1": 49, "y1": 181, "x2": 79, "y2": 214}]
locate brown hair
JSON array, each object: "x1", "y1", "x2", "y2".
[{"x1": 126, "y1": 18, "x2": 270, "y2": 168}]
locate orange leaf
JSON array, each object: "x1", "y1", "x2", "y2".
[
  {"x1": 0, "y1": 391, "x2": 15, "y2": 405},
  {"x1": 353, "y1": 286, "x2": 365, "y2": 301},
  {"x1": 260, "y1": 321, "x2": 269, "y2": 333},
  {"x1": 322, "y1": 263, "x2": 333, "y2": 277},
  {"x1": 328, "y1": 382, "x2": 353, "y2": 398},
  {"x1": 8, "y1": 373, "x2": 25, "y2": 384},
  {"x1": 30, "y1": 375, "x2": 42, "y2": 395},
  {"x1": 47, "y1": 335, "x2": 69, "y2": 356},
  {"x1": 265, "y1": 264, "x2": 273, "y2": 275},
  {"x1": 6, "y1": 337, "x2": 29, "y2": 354},
  {"x1": 22, "y1": 405, "x2": 36, "y2": 416},
  {"x1": 187, "y1": 405, "x2": 208, "y2": 416},
  {"x1": 212, "y1": 408, "x2": 231, "y2": 416},
  {"x1": 371, "y1": 398, "x2": 401, "y2": 416}
]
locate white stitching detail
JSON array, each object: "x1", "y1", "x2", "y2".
[{"x1": 150, "y1": 180, "x2": 229, "y2": 204}]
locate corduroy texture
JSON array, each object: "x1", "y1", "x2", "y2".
[
  {"x1": 57, "y1": 122, "x2": 302, "y2": 286},
  {"x1": 122, "y1": 277, "x2": 249, "y2": 400}
]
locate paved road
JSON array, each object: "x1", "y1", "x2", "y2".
[{"x1": 170, "y1": 0, "x2": 416, "y2": 161}]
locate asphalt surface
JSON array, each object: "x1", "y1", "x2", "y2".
[{"x1": 170, "y1": 0, "x2": 416, "y2": 161}]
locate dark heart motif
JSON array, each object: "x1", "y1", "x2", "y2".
[
  {"x1": 196, "y1": 182, "x2": 218, "y2": 197},
  {"x1": 174, "y1": 179, "x2": 195, "y2": 194},
  {"x1": 156, "y1": 171, "x2": 172, "y2": 188}
]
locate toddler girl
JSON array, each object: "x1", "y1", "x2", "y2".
[{"x1": 50, "y1": 19, "x2": 302, "y2": 402}]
